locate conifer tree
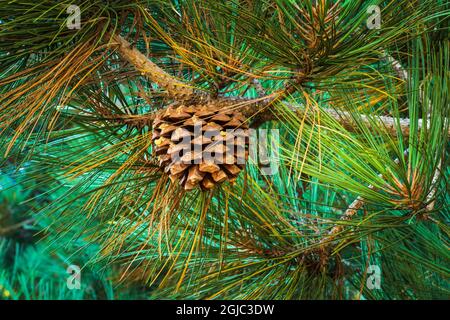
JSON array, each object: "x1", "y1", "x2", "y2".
[{"x1": 0, "y1": 0, "x2": 449, "y2": 299}]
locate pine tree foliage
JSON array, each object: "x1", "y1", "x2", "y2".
[
  {"x1": 0, "y1": 0, "x2": 449, "y2": 299},
  {"x1": 0, "y1": 162, "x2": 151, "y2": 299}
]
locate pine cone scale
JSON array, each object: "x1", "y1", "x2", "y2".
[{"x1": 152, "y1": 102, "x2": 249, "y2": 191}]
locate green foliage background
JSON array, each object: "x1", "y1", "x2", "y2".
[{"x1": 0, "y1": 0, "x2": 449, "y2": 300}]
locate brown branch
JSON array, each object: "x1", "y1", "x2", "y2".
[
  {"x1": 316, "y1": 54, "x2": 444, "y2": 255},
  {"x1": 110, "y1": 34, "x2": 196, "y2": 100},
  {"x1": 321, "y1": 156, "x2": 401, "y2": 248},
  {"x1": 96, "y1": 92, "x2": 447, "y2": 138},
  {"x1": 426, "y1": 159, "x2": 443, "y2": 212},
  {"x1": 318, "y1": 147, "x2": 440, "y2": 251},
  {"x1": 109, "y1": 34, "x2": 449, "y2": 137},
  {"x1": 0, "y1": 218, "x2": 35, "y2": 236},
  {"x1": 238, "y1": 98, "x2": 449, "y2": 137},
  {"x1": 251, "y1": 78, "x2": 266, "y2": 97}
]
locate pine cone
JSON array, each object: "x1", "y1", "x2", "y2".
[{"x1": 152, "y1": 102, "x2": 249, "y2": 191}]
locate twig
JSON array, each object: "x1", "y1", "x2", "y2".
[
  {"x1": 251, "y1": 78, "x2": 266, "y2": 97},
  {"x1": 382, "y1": 52, "x2": 408, "y2": 81},
  {"x1": 0, "y1": 218, "x2": 35, "y2": 236},
  {"x1": 426, "y1": 159, "x2": 443, "y2": 212},
  {"x1": 238, "y1": 98, "x2": 449, "y2": 137},
  {"x1": 320, "y1": 153, "x2": 404, "y2": 248},
  {"x1": 109, "y1": 33, "x2": 450, "y2": 137},
  {"x1": 111, "y1": 34, "x2": 196, "y2": 100}
]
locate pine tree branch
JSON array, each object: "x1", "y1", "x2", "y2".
[
  {"x1": 425, "y1": 159, "x2": 443, "y2": 212},
  {"x1": 320, "y1": 155, "x2": 403, "y2": 249},
  {"x1": 110, "y1": 34, "x2": 196, "y2": 100},
  {"x1": 251, "y1": 78, "x2": 266, "y2": 97},
  {"x1": 382, "y1": 52, "x2": 408, "y2": 81},
  {"x1": 109, "y1": 34, "x2": 449, "y2": 137},
  {"x1": 237, "y1": 98, "x2": 450, "y2": 137},
  {"x1": 316, "y1": 53, "x2": 444, "y2": 258},
  {"x1": 0, "y1": 218, "x2": 35, "y2": 236},
  {"x1": 318, "y1": 146, "x2": 443, "y2": 253}
]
